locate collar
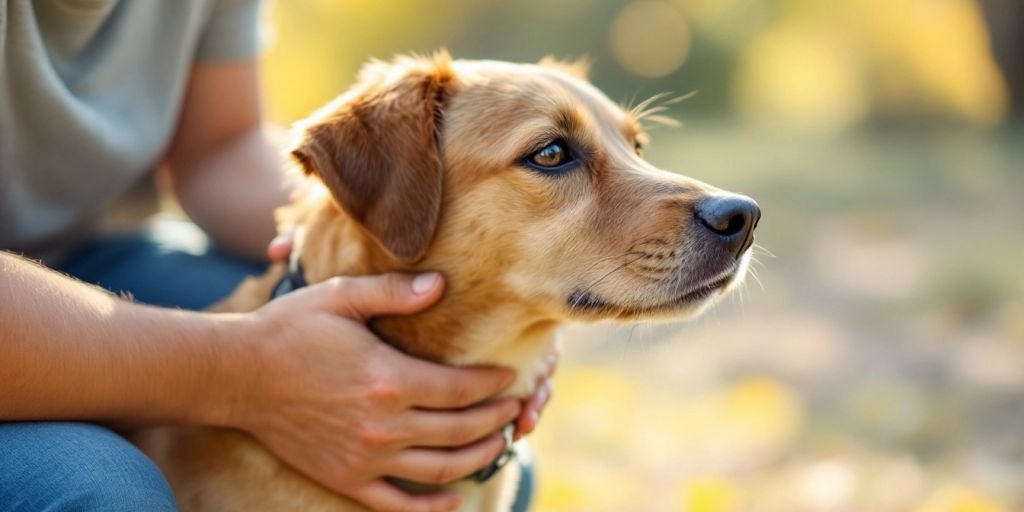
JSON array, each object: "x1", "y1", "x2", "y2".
[
  {"x1": 390, "y1": 423, "x2": 518, "y2": 493},
  {"x1": 269, "y1": 252, "x2": 308, "y2": 300},
  {"x1": 268, "y1": 252, "x2": 518, "y2": 484},
  {"x1": 467, "y1": 422, "x2": 518, "y2": 483}
]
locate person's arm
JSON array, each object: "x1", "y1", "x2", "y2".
[
  {"x1": 0, "y1": 253, "x2": 520, "y2": 512},
  {"x1": 0, "y1": 252, "x2": 245, "y2": 424},
  {"x1": 162, "y1": 58, "x2": 288, "y2": 261}
]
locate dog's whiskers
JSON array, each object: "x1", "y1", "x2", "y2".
[
  {"x1": 573, "y1": 252, "x2": 644, "y2": 284},
  {"x1": 570, "y1": 253, "x2": 649, "y2": 309},
  {"x1": 747, "y1": 265, "x2": 766, "y2": 293},
  {"x1": 752, "y1": 243, "x2": 776, "y2": 259},
  {"x1": 629, "y1": 91, "x2": 697, "y2": 128},
  {"x1": 629, "y1": 92, "x2": 672, "y2": 117}
]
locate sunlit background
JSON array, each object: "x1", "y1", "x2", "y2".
[{"x1": 259, "y1": 1, "x2": 1024, "y2": 511}]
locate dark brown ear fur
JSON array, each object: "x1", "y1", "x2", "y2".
[{"x1": 290, "y1": 53, "x2": 454, "y2": 263}]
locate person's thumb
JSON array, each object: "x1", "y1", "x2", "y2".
[
  {"x1": 318, "y1": 272, "x2": 444, "y2": 321},
  {"x1": 266, "y1": 232, "x2": 294, "y2": 262}
]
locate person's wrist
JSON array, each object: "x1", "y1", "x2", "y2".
[{"x1": 186, "y1": 311, "x2": 269, "y2": 430}]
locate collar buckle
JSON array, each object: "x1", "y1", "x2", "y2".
[
  {"x1": 468, "y1": 423, "x2": 518, "y2": 483},
  {"x1": 270, "y1": 251, "x2": 307, "y2": 300}
]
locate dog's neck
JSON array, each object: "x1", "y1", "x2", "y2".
[{"x1": 280, "y1": 193, "x2": 560, "y2": 398}]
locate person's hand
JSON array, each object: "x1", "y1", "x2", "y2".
[
  {"x1": 266, "y1": 231, "x2": 293, "y2": 262},
  {"x1": 514, "y1": 343, "x2": 558, "y2": 441},
  {"x1": 270, "y1": 231, "x2": 559, "y2": 442},
  {"x1": 227, "y1": 272, "x2": 520, "y2": 512}
]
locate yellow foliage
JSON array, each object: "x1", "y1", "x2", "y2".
[
  {"x1": 679, "y1": 476, "x2": 739, "y2": 512},
  {"x1": 536, "y1": 463, "x2": 645, "y2": 512},
  {"x1": 260, "y1": 0, "x2": 466, "y2": 123},
  {"x1": 721, "y1": 376, "x2": 804, "y2": 445},
  {"x1": 848, "y1": 0, "x2": 1008, "y2": 125},
  {"x1": 915, "y1": 485, "x2": 1005, "y2": 512},
  {"x1": 262, "y1": 0, "x2": 1009, "y2": 127},
  {"x1": 537, "y1": 472, "x2": 589, "y2": 512},
  {"x1": 732, "y1": 0, "x2": 1008, "y2": 128},
  {"x1": 734, "y1": 21, "x2": 869, "y2": 130},
  {"x1": 668, "y1": 375, "x2": 804, "y2": 455},
  {"x1": 532, "y1": 368, "x2": 803, "y2": 511}
]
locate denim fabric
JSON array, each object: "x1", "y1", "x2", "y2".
[
  {"x1": 0, "y1": 422, "x2": 177, "y2": 512},
  {"x1": 52, "y1": 219, "x2": 266, "y2": 310},
  {"x1": 4, "y1": 219, "x2": 533, "y2": 511}
]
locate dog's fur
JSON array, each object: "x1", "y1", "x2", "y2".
[{"x1": 132, "y1": 53, "x2": 756, "y2": 512}]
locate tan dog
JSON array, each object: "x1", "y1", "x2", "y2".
[{"x1": 133, "y1": 52, "x2": 760, "y2": 512}]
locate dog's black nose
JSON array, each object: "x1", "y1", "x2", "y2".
[{"x1": 695, "y1": 194, "x2": 761, "y2": 258}]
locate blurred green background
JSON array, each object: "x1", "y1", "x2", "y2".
[{"x1": 259, "y1": 1, "x2": 1024, "y2": 511}]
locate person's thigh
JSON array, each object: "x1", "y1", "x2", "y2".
[
  {"x1": 55, "y1": 218, "x2": 265, "y2": 310},
  {"x1": 0, "y1": 422, "x2": 177, "y2": 512}
]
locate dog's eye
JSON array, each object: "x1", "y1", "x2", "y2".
[
  {"x1": 526, "y1": 141, "x2": 575, "y2": 171},
  {"x1": 634, "y1": 141, "x2": 644, "y2": 155}
]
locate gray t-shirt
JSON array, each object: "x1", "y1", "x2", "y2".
[{"x1": 0, "y1": 0, "x2": 261, "y2": 258}]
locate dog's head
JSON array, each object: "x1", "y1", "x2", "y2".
[{"x1": 289, "y1": 52, "x2": 760, "y2": 363}]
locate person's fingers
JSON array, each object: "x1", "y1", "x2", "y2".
[
  {"x1": 399, "y1": 362, "x2": 515, "y2": 409},
  {"x1": 266, "y1": 233, "x2": 293, "y2": 261},
  {"x1": 541, "y1": 343, "x2": 560, "y2": 377},
  {"x1": 385, "y1": 433, "x2": 507, "y2": 485},
  {"x1": 354, "y1": 479, "x2": 462, "y2": 512},
  {"x1": 512, "y1": 342, "x2": 559, "y2": 440},
  {"x1": 402, "y1": 398, "x2": 520, "y2": 447},
  {"x1": 317, "y1": 272, "x2": 444, "y2": 321},
  {"x1": 514, "y1": 380, "x2": 551, "y2": 441}
]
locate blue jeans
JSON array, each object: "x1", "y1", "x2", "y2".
[{"x1": 1, "y1": 219, "x2": 533, "y2": 511}]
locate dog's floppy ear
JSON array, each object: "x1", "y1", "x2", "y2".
[{"x1": 290, "y1": 53, "x2": 454, "y2": 263}]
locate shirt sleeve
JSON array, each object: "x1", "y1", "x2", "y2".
[{"x1": 195, "y1": 0, "x2": 263, "y2": 62}]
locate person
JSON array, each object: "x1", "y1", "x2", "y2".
[{"x1": 0, "y1": 2, "x2": 553, "y2": 512}]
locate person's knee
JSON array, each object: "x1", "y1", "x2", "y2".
[
  {"x1": 58, "y1": 481, "x2": 177, "y2": 512},
  {"x1": 0, "y1": 422, "x2": 177, "y2": 512},
  {"x1": 63, "y1": 454, "x2": 178, "y2": 512},
  {"x1": 65, "y1": 481, "x2": 177, "y2": 512}
]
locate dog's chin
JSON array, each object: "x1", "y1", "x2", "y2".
[{"x1": 566, "y1": 255, "x2": 750, "y2": 322}]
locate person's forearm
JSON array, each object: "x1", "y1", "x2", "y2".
[
  {"x1": 0, "y1": 252, "x2": 254, "y2": 426},
  {"x1": 168, "y1": 126, "x2": 292, "y2": 261}
]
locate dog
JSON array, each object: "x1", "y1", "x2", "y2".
[{"x1": 132, "y1": 52, "x2": 761, "y2": 512}]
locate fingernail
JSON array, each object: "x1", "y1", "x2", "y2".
[
  {"x1": 412, "y1": 272, "x2": 439, "y2": 295},
  {"x1": 500, "y1": 370, "x2": 517, "y2": 388}
]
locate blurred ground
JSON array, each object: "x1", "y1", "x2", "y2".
[{"x1": 251, "y1": 1, "x2": 1024, "y2": 510}]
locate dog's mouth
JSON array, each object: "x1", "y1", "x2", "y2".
[{"x1": 566, "y1": 270, "x2": 736, "y2": 319}]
